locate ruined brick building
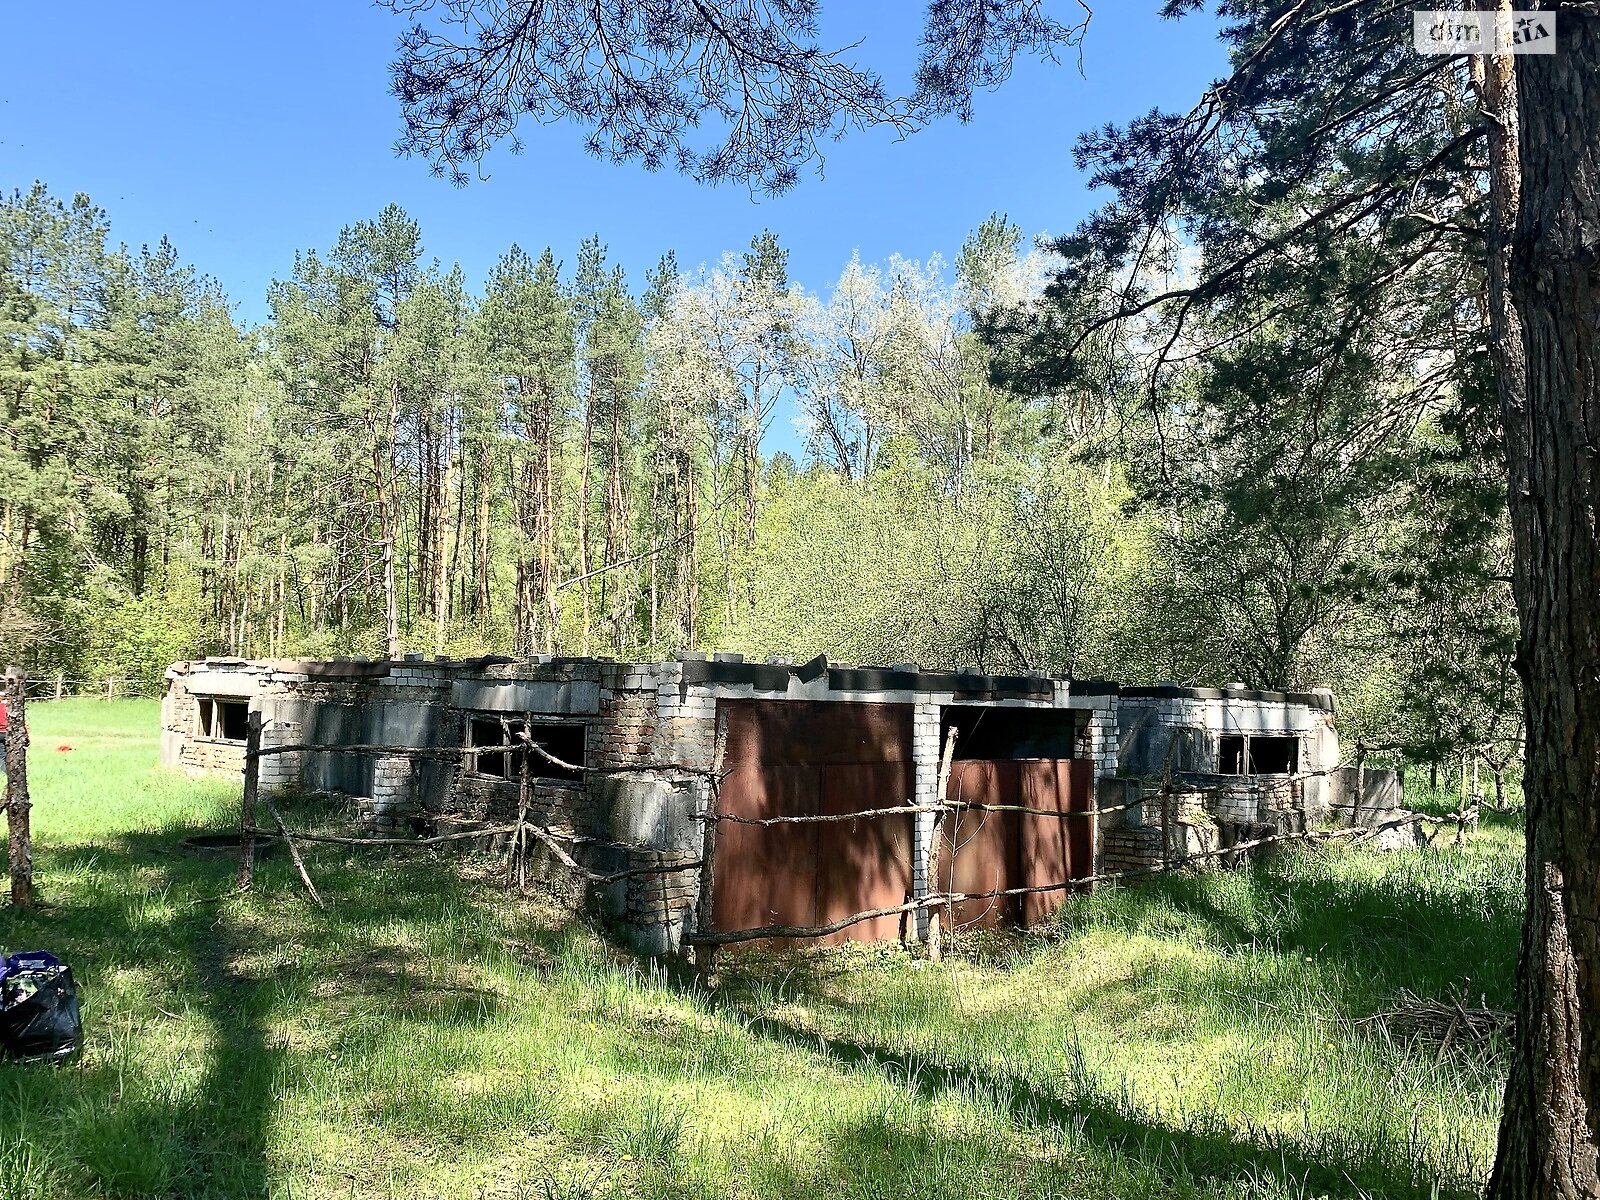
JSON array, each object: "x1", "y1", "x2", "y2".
[{"x1": 160, "y1": 654, "x2": 1382, "y2": 954}]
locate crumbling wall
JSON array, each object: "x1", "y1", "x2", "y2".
[
  {"x1": 583, "y1": 661, "x2": 716, "y2": 954},
  {"x1": 161, "y1": 660, "x2": 275, "y2": 775},
  {"x1": 162, "y1": 655, "x2": 717, "y2": 955},
  {"x1": 162, "y1": 655, "x2": 1355, "y2": 951},
  {"x1": 1102, "y1": 686, "x2": 1346, "y2": 875}
]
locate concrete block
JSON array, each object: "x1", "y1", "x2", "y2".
[{"x1": 451, "y1": 679, "x2": 601, "y2": 715}]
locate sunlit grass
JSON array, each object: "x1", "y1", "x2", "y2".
[
  {"x1": 0, "y1": 700, "x2": 1519, "y2": 1199},
  {"x1": 10, "y1": 699, "x2": 238, "y2": 844}
]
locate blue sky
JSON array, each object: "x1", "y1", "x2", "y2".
[{"x1": 1, "y1": 2, "x2": 1227, "y2": 449}]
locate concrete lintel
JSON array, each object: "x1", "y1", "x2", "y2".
[
  {"x1": 450, "y1": 679, "x2": 601, "y2": 715},
  {"x1": 184, "y1": 673, "x2": 262, "y2": 699}
]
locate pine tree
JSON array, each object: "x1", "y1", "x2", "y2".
[{"x1": 480, "y1": 244, "x2": 576, "y2": 654}]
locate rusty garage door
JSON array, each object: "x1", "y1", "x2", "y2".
[
  {"x1": 940, "y1": 757, "x2": 1094, "y2": 931},
  {"x1": 713, "y1": 700, "x2": 914, "y2": 946}
]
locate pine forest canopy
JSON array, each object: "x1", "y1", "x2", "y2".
[{"x1": 0, "y1": 181, "x2": 1518, "y2": 781}]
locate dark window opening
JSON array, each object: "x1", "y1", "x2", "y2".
[
  {"x1": 1249, "y1": 736, "x2": 1298, "y2": 775},
  {"x1": 197, "y1": 697, "x2": 250, "y2": 742},
  {"x1": 939, "y1": 707, "x2": 1082, "y2": 761},
  {"x1": 1219, "y1": 734, "x2": 1298, "y2": 775},
  {"x1": 467, "y1": 717, "x2": 585, "y2": 781}
]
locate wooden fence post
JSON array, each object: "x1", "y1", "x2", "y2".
[
  {"x1": 236, "y1": 710, "x2": 262, "y2": 889},
  {"x1": 925, "y1": 727, "x2": 958, "y2": 963},
  {"x1": 1355, "y1": 741, "x2": 1367, "y2": 812},
  {"x1": 53, "y1": 672, "x2": 63, "y2": 702},
  {"x1": 4, "y1": 666, "x2": 34, "y2": 908}
]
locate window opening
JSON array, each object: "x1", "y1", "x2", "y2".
[
  {"x1": 197, "y1": 697, "x2": 250, "y2": 742},
  {"x1": 468, "y1": 717, "x2": 585, "y2": 781},
  {"x1": 1249, "y1": 736, "x2": 1298, "y2": 774}
]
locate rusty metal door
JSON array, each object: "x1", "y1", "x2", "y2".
[
  {"x1": 940, "y1": 761, "x2": 1020, "y2": 929},
  {"x1": 713, "y1": 701, "x2": 914, "y2": 946},
  {"x1": 815, "y1": 762, "x2": 915, "y2": 944},
  {"x1": 941, "y1": 757, "x2": 1092, "y2": 931},
  {"x1": 1018, "y1": 758, "x2": 1094, "y2": 925},
  {"x1": 713, "y1": 761, "x2": 820, "y2": 937}
]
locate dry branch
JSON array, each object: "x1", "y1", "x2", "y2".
[
  {"x1": 516, "y1": 730, "x2": 583, "y2": 776},
  {"x1": 926, "y1": 726, "x2": 959, "y2": 962},
  {"x1": 240, "y1": 821, "x2": 700, "y2": 884},
  {"x1": 247, "y1": 735, "x2": 729, "y2": 781},
  {"x1": 265, "y1": 797, "x2": 326, "y2": 910},
  {"x1": 712, "y1": 795, "x2": 1139, "y2": 827},
  {"x1": 246, "y1": 742, "x2": 463, "y2": 760},
  {"x1": 1356, "y1": 992, "x2": 1513, "y2": 1048},
  {"x1": 716, "y1": 804, "x2": 935, "y2": 826},
  {"x1": 244, "y1": 823, "x2": 524, "y2": 846}
]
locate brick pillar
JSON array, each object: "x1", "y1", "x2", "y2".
[
  {"x1": 361, "y1": 754, "x2": 418, "y2": 834},
  {"x1": 1083, "y1": 701, "x2": 1119, "y2": 777},
  {"x1": 911, "y1": 703, "x2": 942, "y2": 938},
  {"x1": 256, "y1": 719, "x2": 303, "y2": 796},
  {"x1": 1082, "y1": 698, "x2": 1120, "y2": 877}
]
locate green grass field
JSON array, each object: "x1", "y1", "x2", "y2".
[{"x1": 0, "y1": 700, "x2": 1522, "y2": 1199}]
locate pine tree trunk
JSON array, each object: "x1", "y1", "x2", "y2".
[
  {"x1": 742, "y1": 374, "x2": 761, "y2": 618},
  {"x1": 475, "y1": 439, "x2": 492, "y2": 633},
  {"x1": 605, "y1": 389, "x2": 630, "y2": 654},
  {"x1": 417, "y1": 416, "x2": 433, "y2": 620},
  {"x1": 275, "y1": 532, "x2": 287, "y2": 656},
  {"x1": 512, "y1": 449, "x2": 536, "y2": 657},
  {"x1": 433, "y1": 444, "x2": 453, "y2": 655},
  {"x1": 541, "y1": 396, "x2": 560, "y2": 653},
  {"x1": 1489, "y1": 12, "x2": 1600, "y2": 1194},
  {"x1": 576, "y1": 403, "x2": 594, "y2": 656},
  {"x1": 378, "y1": 381, "x2": 403, "y2": 660},
  {"x1": 447, "y1": 417, "x2": 466, "y2": 630},
  {"x1": 648, "y1": 469, "x2": 661, "y2": 654},
  {"x1": 0, "y1": 502, "x2": 13, "y2": 590}
]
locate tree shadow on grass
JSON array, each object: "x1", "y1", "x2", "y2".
[
  {"x1": 0, "y1": 826, "x2": 282, "y2": 1195},
  {"x1": 694, "y1": 842, "x2": 1519, "y2": 1200},
  {"x1": 721, "y1": 1010, "x2": 1474, "y2": 1200},
  {"x1": 1054, "y1": 843, "x2": 1522, "y2": 1014},
  {"x1": 0, "y1": 819, "x2": 578, "y2": 1197}
]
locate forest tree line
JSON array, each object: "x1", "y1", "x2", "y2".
[{"x1": 0, "y1": 180, "x2": 1518, "y2": 774}]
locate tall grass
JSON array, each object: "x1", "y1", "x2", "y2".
[{"x1": 0, "y1": 700, "x2": 1519, "y2": 1199}]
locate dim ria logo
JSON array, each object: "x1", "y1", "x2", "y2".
[{"x1": 1413, "y1": 10, "x2": 1556, "y2": 54}]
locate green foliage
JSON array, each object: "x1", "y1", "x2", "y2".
[{"x1": 0, "y1": 182, "x2": 1519, "y2": 769}]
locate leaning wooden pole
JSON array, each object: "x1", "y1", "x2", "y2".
[
  {"x1": 236, "y1": 710, "x2": 263, "y2": 890},
  {"x1": 4, "y1": 666, "x2": 34, "y2": 909},
  {"x1": 265, "y1": 796, "x2": 325, "y2": 910}
]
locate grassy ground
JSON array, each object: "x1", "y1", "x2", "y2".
[{"x1": 0, "y1": 700, "x2": 1521, "y2": 1200}]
